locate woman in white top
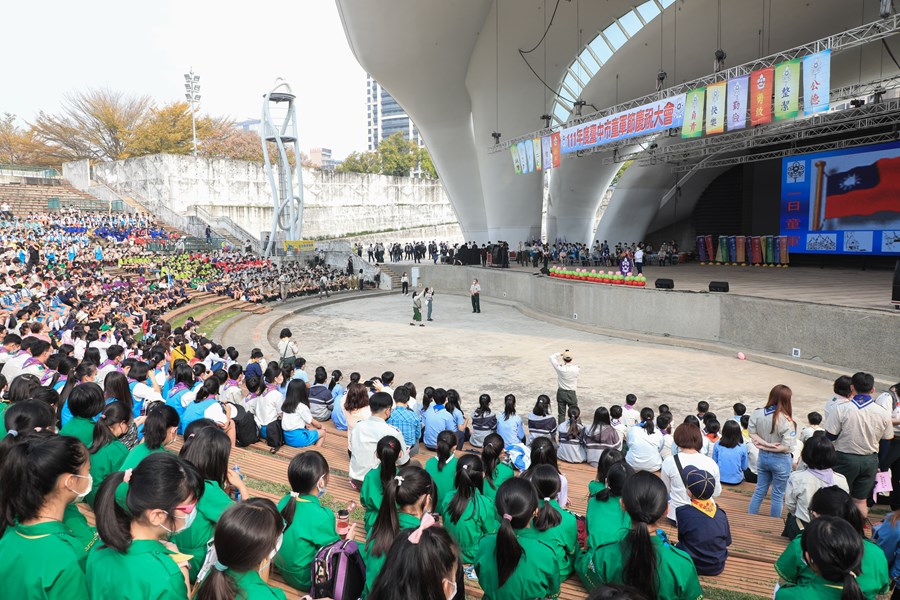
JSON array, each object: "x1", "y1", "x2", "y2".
[
  {"x1": 253, "y1": 364, "x2": 285, "y2": 432},
  {"x1": 342, "y1": 382, "x2": 372, "y2": 451},
  {"x1": 277, "y1": 328, "x2": 300, "y2": 367},
  {"x1": 625, "y1": 407, "x2": 665, "y2": 472},
  {"x1": 660, "y1": 423, "x2": 722, "y2": 523},
  {"x1": 783, "y1": 434, "x2": 849, "y2": 537},
  {"x1": 747, "y1": 384, "x2": 796, "y2": 517},
  {"x1": 281, "y1": 379, "x2": 326, "y2": 448}
]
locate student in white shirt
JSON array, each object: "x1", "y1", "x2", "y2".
[
  {"x1": 660, "y1": 423, "x2": 722, "y2": 523},
  {"x1": 621, "y1": 394, "x2": 641, "y2": 428},
  {"x1": 253, "y1": 364, "x2": 285, "y2": 433},
  {"x1": 281, "y1": 379, "x2": 326, "y2": 448},
  {"x1": 349, "y1": 392, "x2": 409, "y2": 485},
  {"x1": 220, "y1": 364, "x2": 245, "y2": 407},
  {"x1": 626, "y1": 408, "x2": 665, "y2": 473}
]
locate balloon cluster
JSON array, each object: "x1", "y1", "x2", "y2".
[{"x1": 547, "y1": 267, "x2": 647, "y2": 287}]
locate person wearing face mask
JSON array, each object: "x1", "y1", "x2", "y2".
[
  {"x1": 121, "y1": 404, "x2": 180, "y2": 470},
  {"x1": 173, "y1": 427, "x2": 249, "y2": 582},
  {"x1": 60, "y1": 382, "x2": 108, "y2": 447},
  {"x1": 0, "y1": 432, "x2": 92, "y2": 599},
  {"x1": 275, "y1": 452, "x2": 350, "y2": 592},
  {"x1": 194, "y1": 499, "x2": 286, "y2": 600},
  {"x1": 368, "y1": 516, "x2": 464, "y2": 600},
  {"x1": 84, "y1": 401, "x2": 131, "y2": 507},
  {"x1": 86, "y1": 452, "x2": 204, "y2": 599},
  {"x1": 362, "y1": 465, "x2": 436, "y2": 599}
]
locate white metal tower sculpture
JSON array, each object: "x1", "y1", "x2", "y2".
[{"x1": 260, "y1": 79, "x2": 304, "y2": 257}]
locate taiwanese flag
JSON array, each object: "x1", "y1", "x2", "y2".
[{"x1": 824, "y1": 157, "x2": 900, "y2": 219}]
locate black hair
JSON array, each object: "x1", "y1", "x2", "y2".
[
  {"x1": 503, "y1": 394, "x2": 516, "y2": 419},
  {"x1": 244, "y1": 376, "x2": 261, "y2": 396},
  {"x1": 523, "y1": 464, "x2": 562, "y2": 531},
  {"x1": 250, "y1": 348, "x2": 264, "y2": 360},
  {"x1": 194, "y1": 377, "x2": 220, "y2": 402},
  {"x1": 620, "y1": 472, "x2": 669, "y2": 599},
  {"x1": 833, "y1": 376, "x2": 852, "y2": 398},
  {"x1": 587, "y1": 585, "x2": 649, "y2": 600},
  {"x1": 367, "y1": 523, "x2": 463, "y2": 600},
  {"x1": 705, "y1": 419, "x2": 721, "y2": 436},
  {"x1": 733, "y1": 402, "x2": 746, "y2": 416},
  {"x1": 808, "y1": 411, "x2": 823, "y2": 426},
  {"x1": 526, "y1": 437, "x2": 560, "y2": 476},
  {"x1": 435, "y1": 430, "x2": 457, "y2": 472},
  {"x1": 380, "y1": 371, "x2": 394, "y2": 386},
  {"x1": 595, "y1": 461, "x2": 635, "y2": 502},
  {"x1": 369, "y1": 392, "x2": 393, "y2": 413},
  {"x1": 393, "y1": 385, "x2": 410, "y2": 405},
  {"x1": 105, "y1": 345, "x2": 124, "y2": 361},
  {"x1": 59, "y1": 362, "x2": 95, "y2": 407},
  {"x1": 29, "y1": 386, "x2": 59, "y2": 410},
  {"x1": 227, "y1": 364, "x2": 242, "y2": 381},
  {"x1": 565, "y1": 405, "x2": 583, "y2": 441},
  {"x1": 368, "y1": 465, "x2": 434, "y2": 558},
  {"x1": 328, "y1": 370, "x2": 342, "y2": 391},
  {"x1": 282, "y1": 451, "x2": 329, "y2": 528},
  {"x1": 587, "y1": 407, "x2": 612, "y2": 442},
  {"x1": 475, "y1": 394, "x2": 491, "y2": 418},
  {"x1": 104, "y1": 371, "x2": 134, "y2": 415},
  {"x1": 532, "y1": 394, "x2": 551, "y2": 417},
  {"x1": 128, "y1": 361, "x2": 151, "y2": 384},
  {"x1": 851, "y1": 372, "x2": 875, "y2": 395},
  {"x1": 314, "y1": 366, "x2": 327, "y2": 384},
  {"x1": 183, "y1": 418, "x2": 217, "y2": 440},
  {"x1": 802, "y1": 435, "x2": 837, "y2": 470},
  {"x1": 740, "y1": 414, "x2": 750, "y2": 429},
  {"x1": 809, "y1": 486, "x2": 865, "y2": 537},
  {"x1": 282, "y1": 379, "x2": 309, "y2": 415},
  {"x1": 142, "y1": 403, "x2": 179, "y2": 450},
  {"x1": 800, "y1": 516, "x2": 865, "y2": 600},
  {"x1": 638, "y1": 407, "x2": 655, "y2": 434},
  {"x1": 263, "y1": 364, "x2": 281, "y2": 385},
  {"x1": 376, "y1": 435, "x2": 403, "y2": 493},
  {"x1": 68, "y1": 382, "x2": 106, "y2": 418},
  {"x1": 91, "y1": 401, "x2": 131, "y2": 453},
  {"x1": 482, "y1": 433, "x2": 505, "y2": 490},
  {"x1": 493, "y1": 478, "x2": 539, "y2": 587},
  {"x1": 718, "y1": 420, "x2": 743, "y2": 449},
  {"x1": 447, "y1": 454, "x2": 486, "y2": 524},
  {"x1": 609, "y1": 405, "x2": 623, "y2": 420},
  {"x1": 656, "y1": 412, "x2": 673, "y2": 434},
  {"x1": 658, "y1": 404, "x2": 670, "y2": 415},
  {"x1": 279, "y1": 328, "x2": 292, "y2": 339},
  {"x1": 0, "y1": 433, "x2": 89, "y2": 536},
  {"x1": 179, "y1": 426, "x2": 231, "y2": 487},
  {"x1": 8, "y1": 374, "x2": 40, "y2": 404},
  {"x1": 195, "y1": 499, "x2": 283, "y2": 600},
  {"x1": 1, "y1": 399, "x2": 55, "y2": 460},
  {"x1": 172, "y1": 362, "x2": 194, "y2": 388},
  {"x1": 697, "y1": 401, "x2": 709, "y2": 413},
  {"x1": 625, "y1": 394, "x2": 637, "y2": 406}
]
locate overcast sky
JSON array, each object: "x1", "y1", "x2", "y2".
[{"x1": 2, "y1": 0, "x2": 368, "y2": 159}]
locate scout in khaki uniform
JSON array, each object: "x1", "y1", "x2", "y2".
[
  {"x1": 86, "y1": 453, "x2": 204, "y2": 600},
  {"x1": 0, "y1": 434, "x2": 92, "y2": 599},
  {"x1": 274, "y1": 453, "x2": 342, "y2": 592},
  {"x1": 474, "y1": 479, "x2": 561, "y2": 600},
  {"x1": 439, "y1": 455, "x2": 500, "y2": 565}
]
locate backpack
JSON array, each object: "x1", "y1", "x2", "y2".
[
  {"x1": 505, "y1": 443, "x2": 531, "y2": 472},
  {"x1": 265, "y1": 419, "x2": 285, "y2": 450},
  {"x1": 310, "y1": 539, "x2": 366, "y2": 600},
  {"x1": 231, "y1": 404, "x2": 259, "y2": 447}
]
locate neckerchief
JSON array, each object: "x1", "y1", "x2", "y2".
[
  {"x1": 224, "y1": 379, "x2": 239, "y2": 389},
  {"x1": 852, "y1": 394, "x2": 874, "y2": 409},
  {"x1": 764, "y1": 406, "x2": 776, "y2": 416},
  {"x1": 690, "y1": 498, "x2": 718, "y2": 518},
  {"x1": 40, "y1": 370, "x2": 58, "y2": 385},
  {"x1": 22, "y1": 357, "x2": 43, "y2": 369}
]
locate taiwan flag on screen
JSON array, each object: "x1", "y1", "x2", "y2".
[{"x1": 824, "y1": 157, "x2": 900, "y2": 219}]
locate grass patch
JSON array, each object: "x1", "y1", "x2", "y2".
[
  {"x1": 704, "y1": 589, "x2": 767, "y2": 600},
  {"x1": 243, "y1": 476, "x2": 363, "y2": 520},
  {"x1": 196, "y1": 309, "x2": 241, "y2": 337},
  {"x1": 170, "y1": 306, "x2": 209, "y2": 329}
]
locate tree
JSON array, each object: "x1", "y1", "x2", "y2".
[
  {"x1": 336, "y1": 150, "x2": 381, "y2": 175},
  {"x1": 200, "y1": 128, "x2": 265, "y2": 162},
  {"x1": 31, "y1": 88, "x2": 153, "y2": 161},
  {"x1": 378, "y1": 132, "x2": 417, "y2": 177},
  {"x1": 417, "y1": 146, "x2": 438, "y2": 179},
  {"x1": 129, "y1": 101, "x2": 219, "y2": 157},
  {"x1": 0, "y1": 113, "x2": 56, "y2": 166}
]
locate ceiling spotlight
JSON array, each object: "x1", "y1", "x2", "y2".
[
  {"x1": 656, "y1": 69, "x2": 668, "y2": 91},
  {"x1": 714, "y1": 49, "x2": 727, "y2": 72},
  {"x1": 850, "y1": 99, "x2": 866, "y2": 108},
  {"x1": 541, "y1": 114, "x2": 552, "y2": 128},
  {"x1": 574, "y1": 100, "x2": 587, "y2": 117},
  {"x1": 491, "y1": 131, "x2": 502, "y2": 145},
  {"x1": 873, "y1": 86, "x2": 886, "y2": 103}
]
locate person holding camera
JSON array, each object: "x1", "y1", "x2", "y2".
[{"x1": 550, "y1": 350, "x2": 579, "y2": 424}]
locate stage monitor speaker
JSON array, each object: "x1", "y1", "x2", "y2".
[
  {"x1": 893, "y1": 260, "x2": 900, "y2": 308},
  {"x1": 709, "y1": 281, "x2": 730, "y2": 293},
  {"x1": 655, "y1": 278, "x2": 674, "y2": 289}
]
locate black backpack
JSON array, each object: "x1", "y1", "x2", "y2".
[
  {"x1": 265, "y1": 419, "x2": 285, "y2": 450},
  {"x1": 231, "y1": 404, "x2": 259, "y2": 447}
]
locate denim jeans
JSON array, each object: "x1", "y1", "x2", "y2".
[{"x1": 748, "y1": 450, "x2": 792, "y2": 517}]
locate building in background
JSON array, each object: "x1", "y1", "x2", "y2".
[
  {"x1": 366, "y1": 75, "x2": 422, "y2": 151},
  {"x1": 309, "y1": 147, "x2": 340, "y2": 170}
]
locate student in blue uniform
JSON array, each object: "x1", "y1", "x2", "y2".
[{"x1": 675, "y1": 466, "x2": 732, "y2": 576}]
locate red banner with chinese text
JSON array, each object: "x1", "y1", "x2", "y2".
[{"x1": 749, "y1": 67, "x2": 774, "y2": 126}]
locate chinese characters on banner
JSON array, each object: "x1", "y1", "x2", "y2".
[
  {"x1": 727, "y1": 76, "x2": 749, "y2": 130},
  {"x1": 550, "y1": 132, "x2": 561, "y2": 167},
  {"x1": 682, "y1": 88, "x2": 705, "y2": 138},
  {"x1": 705, "y1": 82, "x2": 727, "y2": 134},
  {"x1": 510, "y1": 147, "x2": 522, "y2": 174},
  {"x1": 749, "y1": 67, "x2": 774, "y2": 126},
  {"x1": 541, "y1": 136, "x2": 553, "y2": 169},
  {"x1": 532, "y1": 138, "x2": 542, "y2": 170},
  {"x1": 517, "y1": 142, "x2": 528, "y2": 173},
  {"x1": 802, "y1": 50, "x2": 831, "y2": 116},
  {"x1": 559, "y1": 94, "x2": 686, "y2": 153},
  {"x1": 774, "y1": 58, "x2": 801, "y2": 121},
  {"x1": 524, "y1": 140, "x2": 535, "y2": 172}
]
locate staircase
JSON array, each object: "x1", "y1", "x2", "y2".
[{"x1": 375, "y1": 263, "x2": 402, "y2": 290}]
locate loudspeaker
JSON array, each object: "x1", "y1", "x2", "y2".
[
  {"x1": 893, "y1": 260, "x2": 900, "y2": 307},
  {"x1": 709, "y1": 281, "x2": 730, "y2": 293},
  {"x1": 655, "y1": 278, "x2": 674, "y2": 289}
]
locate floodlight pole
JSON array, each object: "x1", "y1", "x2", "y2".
[{"x1": 184, "y1": 68, "x2": 201, "y2": 157}]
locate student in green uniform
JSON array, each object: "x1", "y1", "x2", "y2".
[
  {"x1": 275, "y1": 451, "x2": 342, "y2": 591},
  {"x1": 585, "y1": 460, "x2": 633, "y2": 549},
  {"x1": 775, "y1": 486, "x2": 889, "y2": 598},
  {"x1": 87, "y1": 452, "x2": 204, "y2": 600},
  {"x1": 174, "y1": 426, "x2": 249, "y2": 582},
  {"x1": 425, "y1": 430, "x2": 458, "y2": 505},
  {"x1": 362, "y1": 465, "x2": 435, "y2": 599},
  {"x1": 60, "y1": 383, "x2": 106, "y2": 447},
  {"x1": 588, "y1": 448, "x2": 626, "y2": 497},
  {"x1": 368, "y1": 516, "x2": 464, "y2": 600},
  {"x1": 0, "y1": 432, "x2": 92, "y2": 599},
  {"x1": 194, "y1": 499, "x2": 286, "y2": 600},
  {"x1": 577, "y1": 471, "x2": 703, "y2": 600},
  {"x1": 441, "y1": 454, "x2": 499, "y2": 566},
  {"x1": 361, "y1": 435, "x2": 402, "y2": 533},
  {"x1": 776, "y1": 516, "x2": 866, "y2": 600},
  {"x1": 480, "y1": 433, "x2": 515, "y2": 504},
  {"x1": 474, "y1": 478, "x2": 560, "y2": 600},
  {"x1": 85, "y1": 402, "x2": 130, "y2": 507},
  {"x1": 120, "y1": 404, "x2": 179, "y2": 471},
  {"x1": 520, "y1": 464, "x2": 578, "y2": 579}
]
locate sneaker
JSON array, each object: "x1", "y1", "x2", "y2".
[{"x1": 419, "y1": 324, "x2": 425, "y2": 327}]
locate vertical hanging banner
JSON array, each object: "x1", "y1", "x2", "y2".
[
  {"x1": 774, "y1": 59, "x2": 801, "y2": 121},
  {"x1": 803, "y1": 49, "x2": 831, "y2": 115},
  {"x1": 517, "y1": 142, "x2": 529, "y2": 174},
  {"x1": 541, "y1": 136, "x2": 553, "y2": 170},
  {"x1": 727, "y1": 75, "x2": 749, "y2": 130},
  {"x1": 682, "y1": 88, "x2": 706, "y2": 138},
  {"x1": 532, "y1": 138, "x2": 542, "y2": 171},
  {"x1": 750, "y1": 67, "x2": 774, "y2": 126},
  {"x1": 550, "y1": 132, "x2": 561, "y2": 168},
  {"x1": 524, "y1": 140, "x2": 535, "y2": 173},
  {"x1": 510, "y1": 147, "x2": 522, "y2": 174},
  {"x1": 705, "y1": 82, "x2": 727, "y2": 134}
]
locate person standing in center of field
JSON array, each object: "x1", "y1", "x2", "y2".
[
  {"x1": 550, "y1": 350, "x2": 579, "y2": 424},
  {"x1": 470, "y1": 278, "x2": 481, "y2": 313},
  {"x1": 410, "y1": 291, "x2": 425, "y2": 327}
]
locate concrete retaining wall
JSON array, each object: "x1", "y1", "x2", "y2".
[{"x1": 413, "y1": 265, "x2": 898, "y2": 377}]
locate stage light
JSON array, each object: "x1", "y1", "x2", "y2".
[
  {"x1": 541, "y1": 114, "x2": 551, "y2": 128},
  {"x1": 714, "y1": 49, "x2": 727, "y2": 72},
  {"x1": 573, "y1": 100, "x2": 586, "y2": 117},
  {"x1": 491, "y1": 131, "x2": 502, "y2": 145},
  {"x1": 850, "y1": 99, "x2": 866, "y2": 108},
  {"x1": 656, "y1": 69, "x2": 667, "y2": 91}
]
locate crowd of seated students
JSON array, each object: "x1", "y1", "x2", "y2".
[{"x1": 7, "y1": 210, "x2": 171, "y2": 243}]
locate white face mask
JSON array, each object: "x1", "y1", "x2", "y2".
[
  {"x1": 259, "y1": 533, "x2": 283, "y2": 574},
  {"x1": 444, "y1": 578, "x2": 458, "y2": 600},
  {"x1": 66, "y1": 474, "x2": 92, "y2": 503},
  {"x1": 160, "y1": 508, "x2": 196, "y2": 534}
]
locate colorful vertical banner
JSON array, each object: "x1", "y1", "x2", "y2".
[
  {"x1": 510, "y1": 147, "x2": 521, "y2": 174},
  {"x1": 774, "y1": 59, "x2": 801, "y2": 121},
  {"x1": 682, "y1": 88, "x2": 705, "y2": 138},
  {"x1": 524, "y1": 140, "x2": 535, "y2": 173},
  {"x1": 550, "y1": 132, "x2": 561, "y2": 168},
  {"x1": 727, "y1": 75, "x2": 749, "y2": 130},
  {"x1": 705, "y1": 82, "x2": 727, "y2": 134},
  {"x1": 750, "y1": 67, "x2": 774, "y2": 126},
  {"x1": 532, "y1": 138, "x2": 542, "y2": 171},
  {"x1": 803, "y1": 49, "x2": 831, "y2": 116},
  {"x1": 517, "y1": 142, "x2": 529, "y2": 174},
  {"x1": 541, "y1": 136, "x2": 553, "y2": 170}
]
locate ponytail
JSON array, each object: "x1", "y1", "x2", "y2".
[
  {"x1": 90, "y1": 401, "x2": 130, "y2": 453},
  {"x1": 503, "y1": 394, "x2": 516, "y2": 419},
  {"x1": 639, "y1": 407, "x2": 655, "y2": 435},
  {"x1": 142, "y1": 404, "x2": 179, "y2": 450},
  {"x1": 282, "y1": 452, "x2": 329, "y2": 529},
  {"x1": 447, "y1": 455, "x2": 484, "y2": 524},
  {"x1": 328, "y1": 370, "x2": 342, "y2": 392},
  {"x1": 800, "y1": 516, "x2": 865, "y2": 600},
  {"x1": 524, "y1": 464, "x2": 562, "y2": 532},
  {"x1": 481, "y1": 433, "x2": 504, "y2": 490},
  {"x1": 620, "y1": 472, "x2": 668, "y2": 599},
  {"x1": 809, "y1": 486, "x2": 865, "y2": 537},
  {"x1": 595, "y1": 461, "x2": 634, "y2": 501},
  {"x1": 566, "y1": 406, "x2": 583, "y2": 441},
  {"x1": 376, "y1": 436, "x2": 401, "y2": 492},
  {"x1": 435, "y1": 430, "x2": 456, "y2": 472},
  {"x1": 368, "y1": 465, "x2": 433, "y2": 558},
  {"x1": 195, "y1": 377, "x2": 220, "y2": 403},
  {"x1": 494, "y1": 478, "x2": 538, "y2": 587},
  {"x1": 475, "y1": 394, "x2": 491, "y2": 418}
]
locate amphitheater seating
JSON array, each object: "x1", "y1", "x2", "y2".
[{"x1": 0, "y1": 181, "x2": 111, "y2": 214}]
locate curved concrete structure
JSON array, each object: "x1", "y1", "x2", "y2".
[{"x1": 337, "y1": 0, "x2": 895, "y2": 244}]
